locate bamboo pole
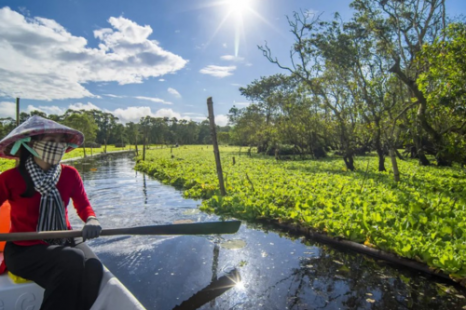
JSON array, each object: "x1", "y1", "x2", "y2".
[{"x1": 207, "y1": 97, "x2": 226, "y2": 196}]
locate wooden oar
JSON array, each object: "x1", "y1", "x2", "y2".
[{"x1": 0, "y1": 220, "x2": 241, "y2": 242}]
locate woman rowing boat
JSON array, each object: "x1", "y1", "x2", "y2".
[{"x1": 0, "y1": 115, "x2": 103, "y2": 310}]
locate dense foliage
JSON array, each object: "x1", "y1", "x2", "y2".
[{"x1": 229, "y1": 0, "x2": 465, "y2": 178}]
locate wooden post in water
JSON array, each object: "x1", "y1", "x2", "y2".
[
  {"x1": 207, "y1": 97, "x2": 226, "y2": 196},
  {"x1": 15, "y1": 98, "x2": 20, "y2": 167},
  {"x1": 16, "y1": 98, "x2": 20, "y2": 126}
]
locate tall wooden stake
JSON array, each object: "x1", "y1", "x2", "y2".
[
  {"x1": 16, "y1": 98, "x2": 20, "y2": 126},
  {"x1": 15, "y1": 98, "x2": 20, "y2": 167},
  {"x1": 207, "y1": 97, "x2": 226, "y2": 196}
]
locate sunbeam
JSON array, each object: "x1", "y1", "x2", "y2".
[{"x1": 191, "y1": 0, "x2": 278, "y2": 57}]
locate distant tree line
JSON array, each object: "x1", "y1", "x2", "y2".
[
  {"x1": 0, "y1": 109, "x2": 232, "y2": 154},
  {"x1": 228, "y1": 0, "x2": 465, "y2": 176}
]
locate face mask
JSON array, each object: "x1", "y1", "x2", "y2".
[{"x1": 32, "y1": 141, "x2": 67, "y2": 165}]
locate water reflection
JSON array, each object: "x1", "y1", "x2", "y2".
[
  {"x1": 173, "y1": 269, "x2": 241, "y2": 310},
  {"x1": 143, "y1": 174, "x2": 148, "y2": 205},
  {"x1": 66, "y1": 154, "x2": 466, "y2": 310}
]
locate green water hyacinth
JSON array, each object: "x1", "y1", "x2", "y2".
[{"x1": 135, "y1": 145, "x2": 466, "y2": 281}]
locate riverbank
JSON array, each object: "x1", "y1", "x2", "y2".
[
  {"x1": 61, "y1": 150, "x2": 135, "y2": 163},
  {"x1": 135, "y1": 145, "x2": 466, "y2": 286},
  {"x1": 0, "y1": 146, "x2": 137, "y2": 172}
]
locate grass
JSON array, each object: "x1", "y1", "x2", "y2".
[{"x1": 0, "y1": 144, "x2": 142, "y2": 172}]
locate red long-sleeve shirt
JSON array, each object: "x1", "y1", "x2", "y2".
[{"x1": 0, "y1": 164, "x2": 96, "y2": 246}]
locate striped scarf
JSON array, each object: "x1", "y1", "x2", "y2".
[{"x1": 25, "y1": 156, "x2": 68, "y2": 245}]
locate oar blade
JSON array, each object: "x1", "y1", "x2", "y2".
[{"x1": 161, "y1": 220, "x2": 242, "y2": 235}]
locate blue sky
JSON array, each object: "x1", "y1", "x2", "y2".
[{"x1": 0, "y1": 0, "x2": 465, "y2": 125}]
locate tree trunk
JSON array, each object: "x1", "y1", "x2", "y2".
[
  {"x1": 413, "y1": 135, "x2": 430, "y2": 166},
  {"x1": 374, "y1": 124, "x2": 386, "y2": 171},
  {"x1": 376, "y1": 148, "x2": 386, "y2": 172},
  {"x1": 343, "y1": 154, "x2": 355, "y2": 171},
  {"x1": 389, "y1": 148, "x2": 400, "y2": 183},
  {"x1": 143, "y1": 137, "x2": 146, "y2": 161},
  {"x1": 83, "y1": 144, "x2": 87, "y2": 158},
  {"x1": 395, "y1": 149, "x2": 405, "y2": 160},
  {"x1": 390, "y1": 62, "x2": 447, "y2": 166}
]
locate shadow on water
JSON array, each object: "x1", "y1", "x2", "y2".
[{"x1": 66, "y1": 153, "x2": 466, "y2": 310}]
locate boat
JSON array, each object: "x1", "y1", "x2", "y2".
[{"x1": 0, "y1": 202, "x2": 146, "y2": 310}]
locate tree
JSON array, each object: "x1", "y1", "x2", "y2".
[
  {"x1": 416, "y1": 23, "x2": 466, "y2": 164},
  {"x1": 88, "y1": 110, "x2": 119, "y2": 153},
  {"x1": 0, "y1": 117, "x2": 15, "y2": 139},
  {"x1": 139, "y1": 116, "x2": 153, "y2": 160},
  {"x1": 126, "y1": 122, "x2": 140, "y2": 155},
  {"x1": 350, "y1": 0, "x2": 449, "y2": 165},
  {"x1": 217, "y1": 132, "x2": 231, "y2": 145},
  {"x1": 112, "y1": 123, "x2": 126, "y2": 147},
  {"x1": 259, "y1": 12, "x2": 360, "y2": 170},
  {"x1": 62, "y1": 112, "x2": 98, "y2": 157}
]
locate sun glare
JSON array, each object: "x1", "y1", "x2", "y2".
[
  {"x1": 234, "y1": 280, "x2": 246, "y2": 290},
  {"x1": 227, "y1": 0, "x2": 252, "y2": 14},
  {"x1": 196, "y1": 0, "x2": 279, "y2": 58}
]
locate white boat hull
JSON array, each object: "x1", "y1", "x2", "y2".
[{"x1": 0, "y1": 267, "x2": 146, "y2": 310}]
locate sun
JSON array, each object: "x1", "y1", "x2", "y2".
[
  {"x1": 226, "y1": 0, "x2": 252, "y2": 14},
  {"x1": 195, "y1": 0, "x2": 278, "y2": 57}
]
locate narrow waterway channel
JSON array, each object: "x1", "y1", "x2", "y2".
[{"x1": 67, "y1": 154, "x2": 466, "y2": 310}]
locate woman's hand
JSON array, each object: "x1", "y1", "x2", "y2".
[{"x1": 82, "y1": 217, "x2": 102, "y2": 241}]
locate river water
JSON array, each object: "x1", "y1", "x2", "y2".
[{"x1": 67, "y1": 154, "x2": 466, "y2": 310}]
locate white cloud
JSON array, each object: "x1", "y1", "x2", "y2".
[
  {"x1": 231, "y1": 83, "x2": 245, "y2": 88},
  {"x1": 167, "y1": 87, "x2": 181, "y2": 98},
  {"x1": 183, "y1": 112, "x2": 204, "y2": 116},
  {"x1": 134, "y1": 96, "x2": 172, "y2": 105},
  {"x1": 215, "y1": 114, "x2": 228, "y2": 126},
  {"x1": 22, "y1": 101, "x2": 101, "y2": 116},
  {"x1": 200, "y1": 65, "x2": 236, "y2": 78},
  {"x1": 0, "y1": 101, "x2": 16, "y2": 118},
  {"x1": 26, "y1": 104, "x2": 65, "y2": 115},
  {"x1": 222, "y1": 43, "x2": 227, "y2": 48},
  {"x1": 220, "y1": 55, "x2": 244, "y2": 62},
  {"x1": 69, "y1": 102, "x2": 101, "y2": 111},
  {"x1": 104, "y1": 94, "x2": 125, "y2": 98},
  {"x1": 153, "y1": 108, "x2": 189, "y2": 120},
  {"x1": 234, "y1": 101, "x2": 251, "y2": 107},
  {"x1": 0, "y1": 7, "x2": 188, "y2": 101},
  {"x1": 158, "y1": 79, "x2": 165, "y2": 82},
  {"x1": 112, "y1": 106, "x2": 154, "y2": 123},
  {"x1": 112, "y1": 106, "x2": 189, "y2": 123}
]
